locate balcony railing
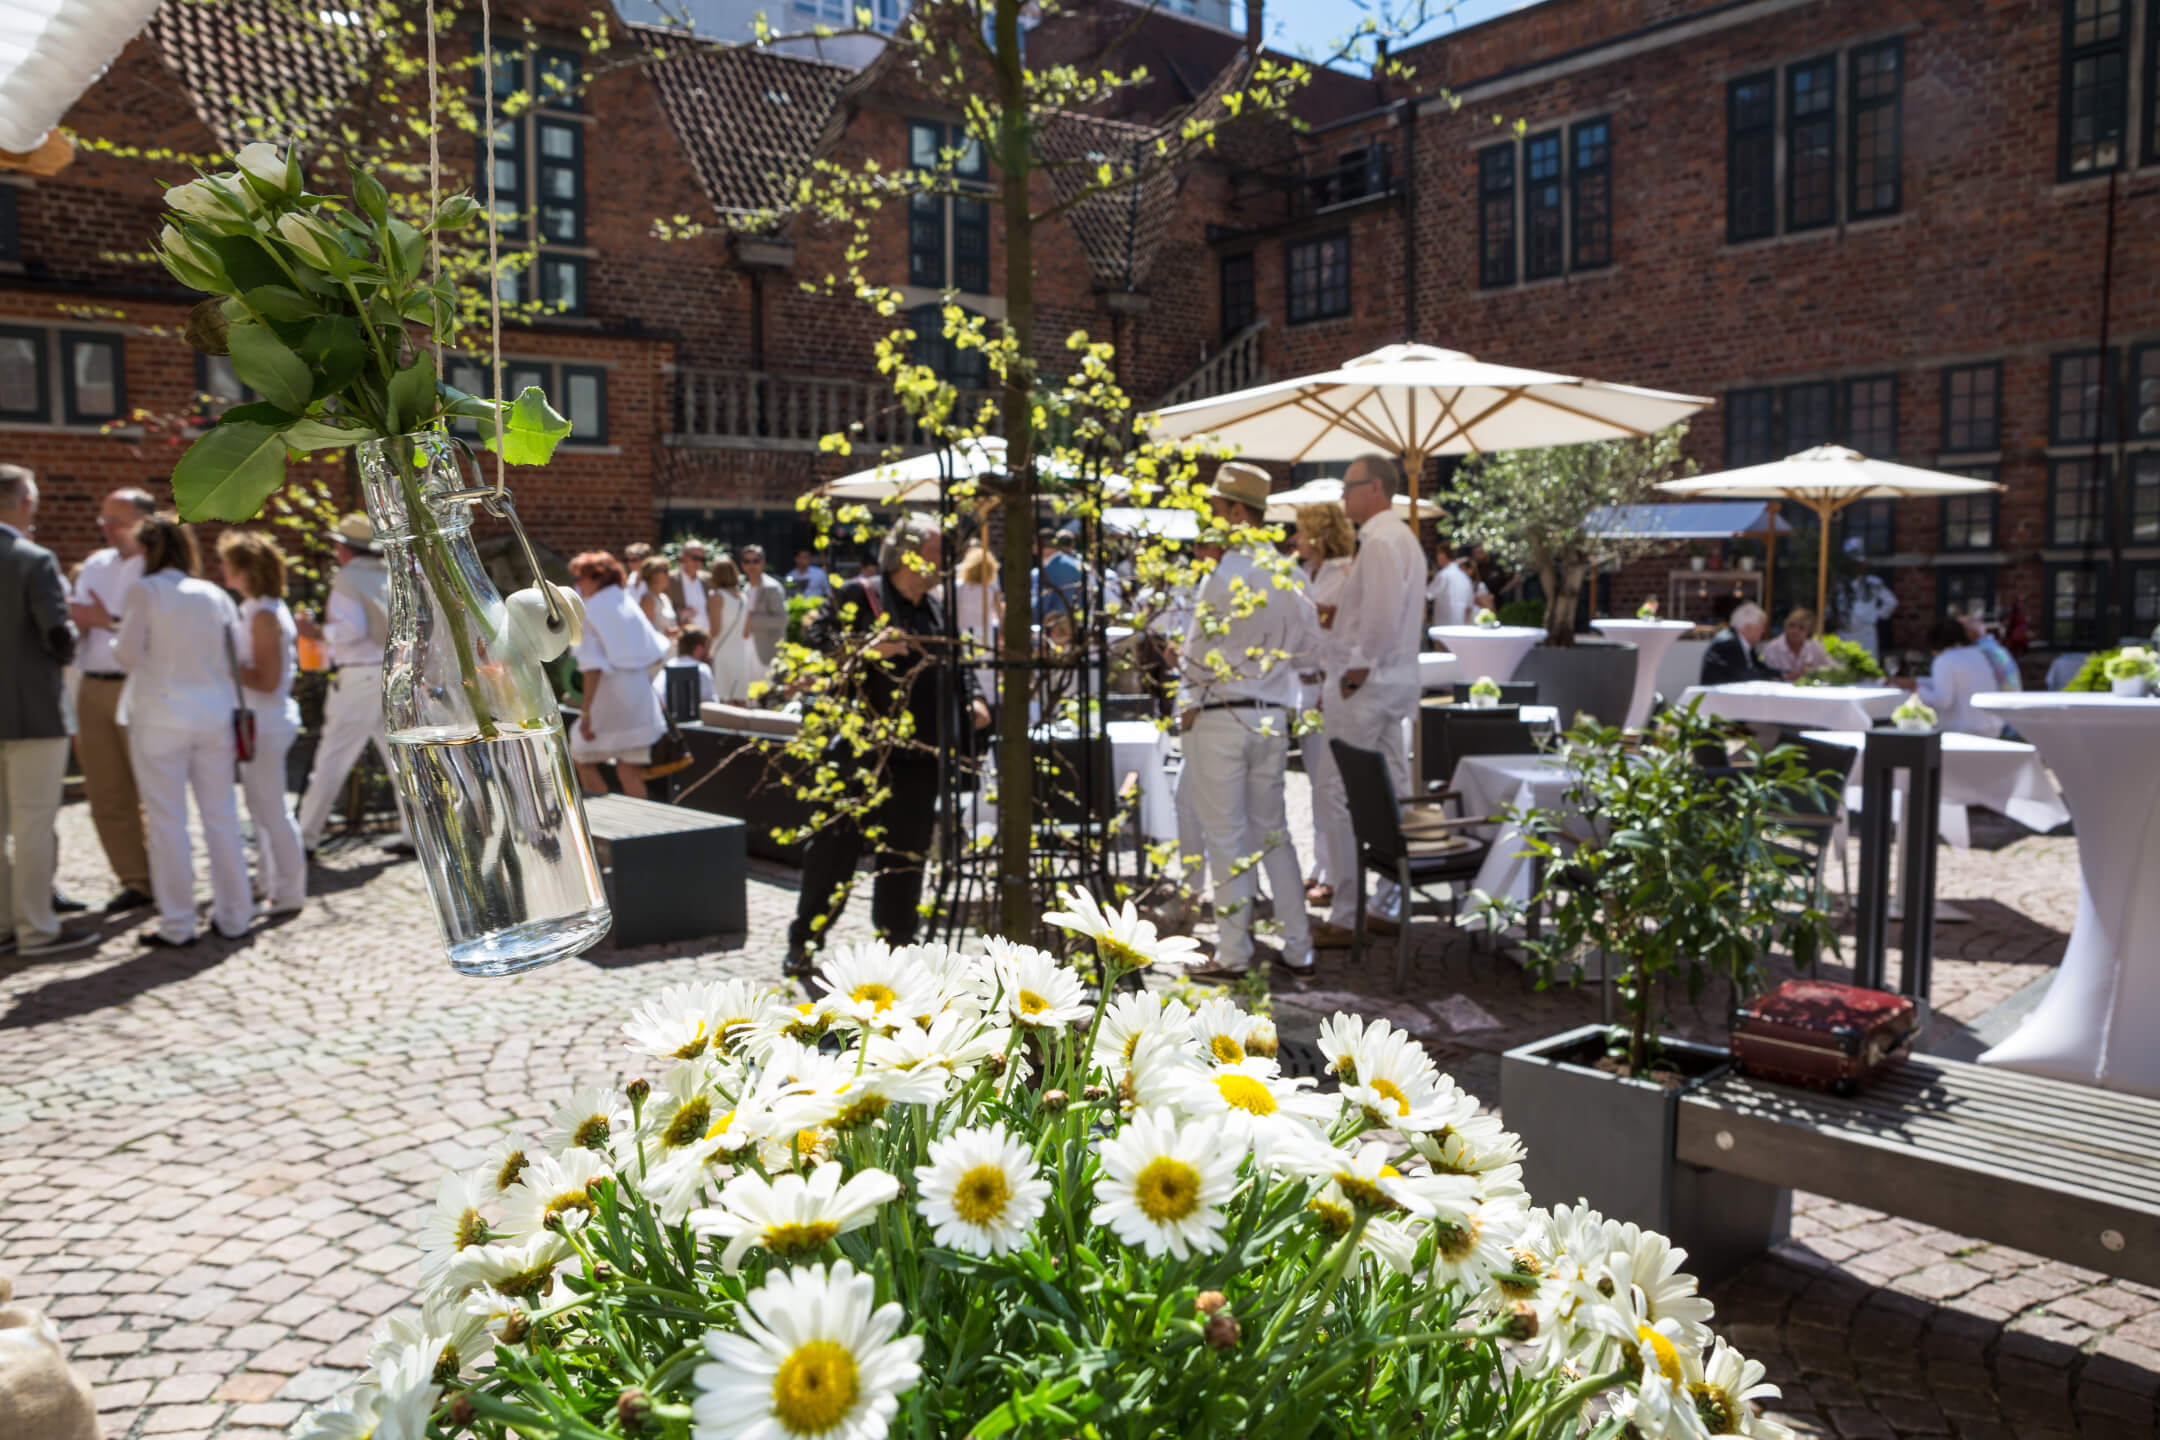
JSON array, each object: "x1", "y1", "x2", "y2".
[
  {"x1": 1157, "y1": 319, "x2": 1267, "y2": 409},
  {"x1": 669, "y1": 368, "x2": 999, "y2": 450}
]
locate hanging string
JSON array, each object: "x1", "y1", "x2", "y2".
[
  {"x1": 423, "y1": 0, "x2": 443, "y2": 380},
  {"x1": 480, "y1": 0, "x2": 507, "y2": 500}
]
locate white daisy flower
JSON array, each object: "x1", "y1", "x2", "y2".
[
  {"x1": 817, "y1": 938, "x2": 942, "y2": 1032},
  {"x1": 1602, "y1": 1219, "x2": 1717, "y2": 1347},
  {"x1": 1303, "y1": 1181, "x2": 1422, "y2": 1275},
  {"x1": 707, "y1": 977, "x2": 783, "y2": 1059},
  {"x1": 1686, "y1": 1338, "x2": 1792, "y2": 1439},
  {"x1": 893, "y1": 940, "x2": 991, "y2": 1019},
  {"x1": 643, "y1": 1101, "x2": 766, "y2": 1224},
  {"x1": 1245, "y1": 1013, "x2": 1279, "y2": 1058},
  {"x1": 692, "y1": 1259, "x2": 923, "y2": 1440},
  {"x1": 987, "y1": 942, "x2": 1091, "y2": 1030},
  {"x1": 1426, "y1": 1192, "x2": 1529, "y2": 1293},
  {"x1": 868, "y1": 1010, "x2": 1010, "y2": 1081},
  {"x1": 539, "y1": 1086, "x2": 627, "y2": 1157},
  {"x1": 1044, "y1": 886, "x2": 1202, "y2": 973},
  {"x1": 445, "y1": 1231, "x2": 573, "y2": 1304},
  {"x1": 498, "y1": 1146, "x2": 611, "y2": 1239},
  {"x1": 1122, "y1": 1027, "x2": 1205, "y2": 1112},
  {"x1": 741, "y1": 995, "x2": 839, "y2": 1059},
  {"x1": 914, "y1": 1122, "x2": 1051, "y2": 1256},
  {"x1": 764, "y1": 1047, "x2": 951, "y2": 1135},
  {"x1": 640, "y1": 1059, "x2": 729, "y2": 1159},
  {"x1": 417, "y1": 1171, "x2": 496, "y2": 1293},
  {"x1": 368, "y1": 1290, "x2": 491, "y2": 1381},
  {"x1": 1409, "y1": 1112, "x2": 1527, "y2": 1189},
  {"x1": 1172, "y1": 1058, "x2": 1334, "y2": 1166},
  {"x1": 475, "y1": 1133, "x2": 538, "y2": 1197},
  {"x1": 1292, "y1": 1140, "x2": 1480, "y2": 1221},
  {"x1": 623, "y1": 980, "x2": 724, "y2": 1061},
  {"x1": 1091, "y1": 1107, "x2": 1241, "y2": 1260},
  {"x1": 1188, "y1": 995, "x2": 1258, "y2": 1066},
  {"x1": 294, "y1": 1385, "x2": 383, "y2": 1440},
  {"x1": 1091, "y1": 991, "x2": 1195, "y2": 1074},
  {"x1": 689, "y1": 1163, "x2": 903, "y2": 1273},
  {"x1": 1579, "y1": 1247, "x2": 1707, "y2": 1401}
]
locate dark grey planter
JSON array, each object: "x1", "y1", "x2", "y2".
[
  {"x1": 1502, "y1": 1023, "x2": 1790, "y2": 1282},
  {"x1": 1514, "y1": 640, "x2": 1638, "y2": 729}
]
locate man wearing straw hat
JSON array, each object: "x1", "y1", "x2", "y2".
[
  {"x1": 294, "y1": 514, "x2": 410, "y2": 855},
  {"x1": 1177, "y1": 461, "x2": 1318, "y2": 980}
]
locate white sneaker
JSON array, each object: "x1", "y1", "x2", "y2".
[
  {"x1": 19, "y1": 928, "x2": 98, "y2": 958},
  {"x1": 260, "y1": 900, "x2": 306, "y2": 918}
]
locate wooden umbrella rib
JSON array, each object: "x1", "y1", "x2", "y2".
[
  {"x1": 1525, "y1": 386, "x2": 1657, "y2": 437},
  {"x1": 1290, "y1": 390, "x2": 1397, "y2": 457}
]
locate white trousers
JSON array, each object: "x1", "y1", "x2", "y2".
[
  {"x1": 1179, "y1": 707, "x2": 1311, "y2": 970},
  {"x1": 0, "y1": 737, "x2": 68, "y2": 945},
  {"x1": 297, "y1": 666, "x2": 404, "y2": 847},
  {"x1": 242, "y1": 725, "x2": 306, "y2": 908},
  {"x1": 130, "y1": 724, "x2": 252, "y2": 943},
  {"x1": 1314, "y1": 681, "x2": 1414, "y2": 928},
  {"x1": 1301, "y1": 729, "x2": 1340, "y2": 885}
]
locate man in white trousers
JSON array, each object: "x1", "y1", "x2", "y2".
[
  {"x1": 1177, "y1": 462, "x2": 1319, "y2": 980},
  {"x1": 1310, "y1": 454, "x2": 1426, "y2": 949},
  {"x1": 294, "y1": 515, "x2": 410, "y2": 854}
]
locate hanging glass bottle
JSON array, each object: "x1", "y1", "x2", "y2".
[{"x1": 359, "y1": 433, "x2": 610, "y2": 974}]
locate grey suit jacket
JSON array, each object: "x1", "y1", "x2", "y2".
[
  {"x1": 746, "y1": 574, "x2": 788, "y2": 662},
  {"x1": 0, "y1": 528, "x2": 78, "y2": 740}
]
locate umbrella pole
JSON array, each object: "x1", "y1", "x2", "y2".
[
  {"x1": 1405, "y1": 446, "x2": 1428, "y2": 794},
  {"x1": 1814, "y1": 501, "x2": 1831, "y2": 629},
  {"x1": 1762, "y1": 500, "x2": 1778, "y2": 617}
]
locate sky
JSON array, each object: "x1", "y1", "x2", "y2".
[{"x1": 1264, "y1": 0, "x2": 1544, "y2": 72}]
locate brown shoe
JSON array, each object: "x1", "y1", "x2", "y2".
[
  {"x1": 1363, "y1": 913, "x2": 1402, "y2": 937},
  {"x1": 1305, "y1": 883, "x2": 1334, "y2": 906},
  {"x1": 1310, "y1": 921, "x2": 1357, "y2": 949}
]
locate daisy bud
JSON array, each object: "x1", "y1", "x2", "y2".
[
  {"x1": 1041, "y1": 1089, "x2": 1068, "y2": 1112},
  {"x1": 617, "y1": 1387, "x2": 654, "y2": 1435},
  {"x1": 1246, "y1": 1016, "x2": 1279, "y2": 1058},
  {"x1": 499, "y1": 1310, "x2": 530, "y2": 1345},
  {"x1": 1083, "y1": 1084, "x2": 1108, "y2": 1102},
  {"x1": 1203, "y1": 1312, "x2": 1240, "y2": 1350},
  {"x1": 1503, "y1": 1304, "x2": 1539, "y2": 1342},
  {"x1": 448, "y1": 1392, "x2": 476, "y2": 1426},
  {"x1": 590, "y1": 1260, "x2": 616, "y2": 1285},
  {"x1": 626, "y1": 1077, "x2": 651, "y2": 1104},
  {"x1": 1194, "y1": 1290, "x2": 1228, "y2": 1316},
  {"x1": 985, "y1": 1051, "x2": 1007, "y2": 1077}
]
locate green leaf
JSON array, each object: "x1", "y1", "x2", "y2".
[
  {"x1": 215, "y1": 401, "x2": 299, "y2": 429},
  {"x1": 283, "y1": 419, "x2": 371, "y2": 454},
  {"x1": 386, "y1": 351, "x2": 436, "y2": 434},
  {"x1": 297, "y1": 317, "x2": 366, "y2": 398},
  {"x1": 352, "y1": 168, "x2": 390, "y2": 227},
  {"x1": 225, "y1": 319, "x2": 313, "y2": 413},
  {"x1": 198, "y1": 234, "x2": 289, "y2": 294},
  {"x1": 480, "y1": 385, "x2": 571, "y2": 465},
  {"x1": 171, "y1": 422, "x2": 291, "y2": 523},
  {"x1": 385, "y1": 219, "x2": 425, "y2": 287},
  {"x1": 240, "y1": 285, "x2": 319, "y2": 323}
]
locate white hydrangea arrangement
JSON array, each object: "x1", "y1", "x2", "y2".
[{"x1": 300, "y1": 888, "x2": 1790, "y2": 1440}]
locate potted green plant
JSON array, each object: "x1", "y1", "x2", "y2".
[
  {"x1": 1493, "y1": 702, "x2": 1837, "y2": 1278},
  {"x1": 1471, "y1": 606, "x2": 1500, "y2": 630},
  {"x1": 2105, "y1": 646, "x2": 2158, "y2": 697},
  {"x1": 1466, "y1": 675, "x2": 1502, "y2": 708},
  {"x1": 1893, "y1": 696, "x2": 1937, "y2": 731},
  {"x1": 1635, "y1": 596, "x2": 1661, "y2": 621},
  {"x1": 1793, "y1": 633, "x2": 1884, "y2": 687}
]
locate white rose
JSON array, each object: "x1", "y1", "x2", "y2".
[
  {"x1": 163, "y1": 177, "x2": 247, "y2": 221},
  {"x1": 273, "y1": 212, "x2": 342, "y2": 269},
  {"x1": 233, "y1": 142, "x2": 293, "y2": 196},
  {"x1": 157, "y1": 224, "x2": 221, "y2": 291}
]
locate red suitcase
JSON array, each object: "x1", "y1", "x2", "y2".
[{"x1": 1730, "y1": 979, "x2": 1917, "y2": 1095}]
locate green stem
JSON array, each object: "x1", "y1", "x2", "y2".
[{"x1": 387, "y1": 440, "x2": 498, "y2": 739}]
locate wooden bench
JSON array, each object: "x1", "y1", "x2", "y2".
[
  {"x1": 585, "y1": 794, "x2": 747, "y2": 949},
  {"x1": 1677, "y1": 1055, "x2": 2160, "y2": 1286}
]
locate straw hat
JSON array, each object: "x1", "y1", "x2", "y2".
[
  {"x1": 327, "y1": 513, "x2": 376, "y2": 553},
  {"x1": 1207, "y1": 461, "x2": 1273, "y2": 514}
]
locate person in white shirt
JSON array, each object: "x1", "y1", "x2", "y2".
[
  {"x1": 953, "y1": 538, "x2": 1001, "y2": 704},
  {"x1": 1761, "y1": 608, "x2": 1832, "y2": 680},
  {"x1": 634, "y1": 554, "x2": 678, "y2": 638},
  {"x1": 653, "y1": 625, "x2": 719, "y2": 719},
  {"x1": 1899, "y1": 617, "x2": 2008, "y2": 737},
  {"x1": 705, "y1": 555, "x2": 769, "y2": 703},
  {"x1": 1310, "y1": 454, "x2": 1426, "y2": 946},
  {"x1": 294, "y1": 515, "x2": 409, "y2": 854},
  {"x1": 1292, "y1": 502, "x2": 1355, "y2": 904},
  {"x1": 1178, "y1": 462, "x2": 1320, "y2": 980},
  {"x1": 667, "y1": 541, "x2": 710, "y2": 626},
  {"x1": 787, "y1": 548, "x2": 831, "y2": 600},
  {"x1": 1425, "y1": 538, "x2": 1478, "y2": 633},
  {"x1": 740, "y1": 545, "x2": 790, "y2": 663},
  {"x1": 114, "y1": 515, "x2": 252, "y2": 947},
  {"x1": 1834, "y1": 538, "x2": 1898, "y2": 657},
  {"x1": 66, "y1": 486, "x2": 156, "y2": 911},
  {"x1": 217, "y1": 530, "x2": 306, "y2": 918},
  {"x1": 568, "y1": 550, "x2": 671, "y2": 797}
]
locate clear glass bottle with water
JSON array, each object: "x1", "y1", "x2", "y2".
[{"x1": 359, "y1": 434, "x2": 610, "y2": 974}]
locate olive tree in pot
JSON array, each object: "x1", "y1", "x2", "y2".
[{"x1": 1494, "y1": 701, "x2": 1838, "y2": 1278}]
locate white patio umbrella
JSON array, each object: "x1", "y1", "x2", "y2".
[
  {"x1": 1150, "y1": 342, "x2": 1712, "y2": 525},
  {"x1": 1658, "y1": 445, "x2": 2006, "y2": 623},
  {"x1": 823, "y1": 436, "x2": 1131, "y2": 504},
  {"x1": 1261, "y1": 477, "x2": 1428, "y2": 525}
]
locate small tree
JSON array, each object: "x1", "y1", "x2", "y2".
[
  {"x1": 1446, "y1": 426, "x2": 1692, "y2": 646},
  {"x1": 1497, "y1": 702, "x2": 1838, "y2": 1074}
]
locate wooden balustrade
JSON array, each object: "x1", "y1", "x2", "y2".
[
  {"x1": 669, "y1": 368, "x2": 999, "y2": 451},
  {"x1": 1157, "y1": 319, "x2": 1268, "y2": 409}
]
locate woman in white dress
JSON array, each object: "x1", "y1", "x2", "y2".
[
  {"x1": 635, "y1": 554, "x2": 678, "y2": 639},
  {"x1": 114, "y1": 515, "x2": 252, "y2": 947},
  {"x1": 705, "y1": 556, "x2": 768, "y2": 703},
  {"x1": 217, "y1": 530, "x2": 306, "y2": 917},
  {"x1": 567, "y1": 551, "x2": 671, "y2": 798},
  {"x1": 1293, "y1": 502, "x2": 1357, "y2": 905},
  {"x1": 954, "y1": 539, "x2": 1000, "y2": 703}
]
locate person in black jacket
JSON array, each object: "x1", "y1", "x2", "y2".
[
  {"x1": 786, "y1": 516, "x2": 988, "y2": 974},
  {"x1": 0, "y1": 465, "x2": 94, "y2": 956},
  {"x1": 1699, "y1": 601, "x2": 1780, "y2": 686}
]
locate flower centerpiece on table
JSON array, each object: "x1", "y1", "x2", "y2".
[
  {"x1": 2104, "y1": 647, "x2": 2158, "y2": 696},
  {"x1": 293, "y1": 886, "x2": 1796, "y2": 1440},
  {"x1": 1793, "y1": 634, "x2": 1885, "y2": 688},
  {"x1": 1893, "y1": 696, "x2": 1937, "y2": 731},
  {"x1": 1467, "y1": 676, "x2": 1503, "y2": 708},
  {"x1": 1635, "y1": 597, "x2": 1660, "y2": 621},
  {"x1": 1473, "y1": 606, "x2": 1500, "y2": 629}
]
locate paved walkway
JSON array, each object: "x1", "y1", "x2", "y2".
[{"x1": 1, "y1": 793, "x2": 2150, "y2": 1439}]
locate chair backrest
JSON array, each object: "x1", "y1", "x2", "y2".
[
  {"x1": 1329, "y1": 738, "x2": 1407, "y2": 868},
  {"x1": 1772, "y1": 730, "x2": 1856, "y2": 820},
  {"x1": 662, "y1": 665, "x2": 704, "y2": 724},
  {"x1": 1451, "y1": 681, "x2": 1539, "y2": 706},
  {"x1": 1433, "y1": 708, "x2": 1539, "y2": 787},
  {"x1": 1036, "y1": 733, "x2": 1115, "y2": 827}
]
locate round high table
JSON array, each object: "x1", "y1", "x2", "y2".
[
  {"x1": 1429, "y1": 625, "x2": 1545, "y2": 686},
  {"x1": 1589, "y1": 618, "x2": 1695, "y2": 729},
  {"x1": 1971, "y1": 693, "x2": 2160, "y2": 1097}
]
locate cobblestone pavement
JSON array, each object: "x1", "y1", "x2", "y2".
[{"x1": 2, "y1": 788, "x2": 2151, "y2": 1439}]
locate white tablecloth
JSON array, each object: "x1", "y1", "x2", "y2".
[
  {"x1": 1429, "y1": 626, "x2": 1545, "y2": 684},
  {"x1": 1799, "y1": 729, "x2": 2071, "y2": 847},
  {"x1": 978, "y1": 722, "x2": 1179, "y2": 844},
  {"x1": 1418, "y1": 652, "x2": 1460, "y2": 692},
  {"x1": 1970, "y1": 694, "x2": 2160, "y2": 1096},
  {"x1": 1591, "y1": 619, "x2": 1695, "y2": 729},
  {"x1": 1450, "y1": 752, "x2": 1576, "y2": 916},
  {"x1": 1680, "y1": 681, "x2": 1903, "y2": 732}
]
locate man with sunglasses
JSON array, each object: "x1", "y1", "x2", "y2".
[{"x1": 67, "y1": 486, "x2": 157, "y2": 913}]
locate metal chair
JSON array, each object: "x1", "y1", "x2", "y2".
[
  {"x1": 1330, "y1": 738, "x2": 1493, "y2": 993},
  {"x1": 1450, "y1": 681, "x2": 1539, "y2": 707},
  {"x1": 1428, "y1": 706, "x2": 1541, "y2": 800},
  {"x1": 662, "y1": 665, "x2": 705, "y2": 725}
]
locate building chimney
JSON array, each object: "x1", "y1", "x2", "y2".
[{"x1": 1244, "y1": 0, "x2": 1263, "y2": 55}]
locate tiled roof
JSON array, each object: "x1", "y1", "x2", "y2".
[
  {"x1": 148, "y1": 0, "x2": 376, "y2": 149},
  {"x1": 632, "y1": 25, "x2": 852, "y2": 221}
]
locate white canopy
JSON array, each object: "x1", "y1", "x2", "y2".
[
  {"x1": 1261, "y1": 477, "x2": 1427, "y2": 524},
  {"x1": 0, "y1": 0, "x2": 160, "y2": 152},
  {"x1": 1102, "y1": 507, "x2": 1199, "y2": 541},
  {"x1": 1589, "y1": 501, "x2": 1793, "y2": 540},
  {"x1": 822, "y1": 436, "x2": 1131, "y2": 504}
]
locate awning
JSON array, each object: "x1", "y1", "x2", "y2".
[
  {"x1": 1102, "y1": 507, "x2": 1199, "y2": 541},
  {"x1": 1587, "y1": 502, "x2": 1794, "y2": 541}
]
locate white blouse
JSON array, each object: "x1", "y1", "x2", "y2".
[
  {"x1": 236, "y1": 595, "x2": 302, "y2": 733},
  {"x1": 115, "y1": 570, "x2": 241, "y2": 732}
]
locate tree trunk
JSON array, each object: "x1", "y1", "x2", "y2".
[
  {"x1": 1545, "y1": 561, "x2": 1588, "y2": 647},
  {"x1": 992, "y1": 0, "x2": 1038, "y2": 940}
]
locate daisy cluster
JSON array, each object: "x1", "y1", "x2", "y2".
[{"x1": 297, "y1": 889, "x2": 1789, "y2": 1440}]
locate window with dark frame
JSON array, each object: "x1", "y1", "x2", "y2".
[
  {"x1": 1524, "y1": 131, "x2": 1564, "y2": 281},
  {"x1": 1782, "y1": 380, "x2": 1836, "y2": 451},
  {"x1": 60, "y1": 332, "x2": 123, "y2": 425},
  {"x1": 2129, "y1": 563, "x2": 2160, "y2": 633},
  {"x1": 1786, "y1": 57, "x2": 1838, "y2": 231},
  {"x1": 2049, "y1": 455, "x2": 2110, "y2": 545},
  {"x1": 1286, "y1": 232, "x2": 1350, "y2": 323},
  {"x1": 535, "y1": 117, "x2": 583, "y2": 245},
  {"x1": 535, "y1": 47, "x2": 581, "y2": 110},
  {"x1": 1219, "y1": 253, "x2": 1255, "y2": 340},
  {"x1": 1477, "y1": 144, "x2": 1516, "y2": 288},
  {"x1": 1843, "y1": 498, "x2": 1896, "y2": 557},
  {"x1": 2130, "y1": 449, "x2": 2160, "y2": 543},
  {"x1": 1727, "y1": 73, "x2": 1777, "y2": 242},
  {"x1": 951, "y1": 198, "x2": 988, "y2": 295},
  {"x1": 0, "y1": 184, "x2": 17, "y2": 265},
  {"x1": 2132, "y1": 343, "x2": 2160, "y2": 436},
  {"x1": 1570, "y1": 117, "x2": 1612, "y2": 269},
  {"x1": 906, "y1": 121, "x2": 989, "y2": 294},
  {"x1": 1842, "y1": 374, "x2": 1898, "y2": 456},
  {"x1": 2060, "y1": 0, "x2": 2128, "y2": 177},
  {"x1": 560, "y1": 364, "x2": 607, "y2": 445},
  {"x1": 537, "y1": 255, "x2": 584, "y2": 316},
  {"x1": 1941, "y1": 363, "x2": 2002, "y2": 451},
  {"x1": 1940, "y1": 477, "x2": 2000, "y2": 552},
  {"x1": 1725, "y1": 387, "x2": 1778, "y2": 466},
  {"x1": 909, "y1": 303, "x2": 989, "y2": 389},
  {"x1": 0, "y1": 325, "x2": 46, "y2": 421},
  {"x1": 1938, "y1": 568, "x2": 1996, "y2": 620},
  {"x1": 473, "y1": 41, "x2": 588, "y2": 306},
  {"x1": 1849, "y1": 39, "x2": 1903, "y2": 218},
  {"x1": 2051, "y1": 349, "x2": 2113, "y2": 444},
  {"x1": 2046, "y1": 564, "x2": 2106, "y2": 646}
]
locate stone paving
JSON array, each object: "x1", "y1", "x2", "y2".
[{"x1": 1, "y1": 787, "x2": 2152, "y2": 1439}]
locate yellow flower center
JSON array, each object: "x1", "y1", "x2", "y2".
[
  {"x1": 572, "y1": 1115, "x2": 612, "y2": 1150},
  {"x1": 1691, "y1": 1383, "x2": 1740, "y2": 1433},
  {"x1": 662, "y1": 1096, "x2": 712, "y2": 1149},
  {"x1": 1368, "y1": 1077, "x2": 1410, "y2": 1117},
  {"x1": 1335, "y1": 1165, "x2": 1404, "y2": 1214},
  {"x1": 764, "y1": 1220, "x2": 841, "y2": 1257},
  {"x1": 1133, "y1": 1156, "x2": 1203, "y2": 1223},
  {"x1": 454, "y1": 1208, "x2": 490, "y2": 1250},
  {"x1": 1637, "y1": 1325, "x2": 1683, "y2": 1386},
  {"x1": 704, "y1": 1109, "x2": 738, "y2": 1142},
  {"x1": 1306, "y1": 1197, "x2": 1353, "y2": 1236},
  {"x1": 1097, "y1": 937, "x2": 1146, "y2": 972},
  {"x1": 831, "y1": 1090, "x2": 891, "y2": 1130},
  {"x1": 543, "y1": 1189, "x2": 591, "y2": 1227},
  {"x1": 1208, "y1": 1034, "x2": 1246, "y2": 1064},
  {"x1": 713, "y1": 1017, "x2": 752, "y2": 1056},
  {"x1": 671, "y1": 1022, "x2": 710, "y2": 1060},
  {"x1": 1214, "y1": 1074, "x2": 1276, "y2": 1115},
  {"x1": 850, "y1": 982, "x2": 898, "y2": 1013},
  {"x1": 494, "y1": 1150, "x2": 529, "y2": 1193},
  {"x1": 1016, "y1": 989, "x2": 1052, "y2": 1017},
  {"x1": 1432, "y1": 1217, "x2": 1479, "y2": 1263},
  {"x1": 772, "y1": 1338, "x2": 858, "y2": 1434},
  {"x1": 793, "y1": 1129, "x2": 826, "y2": 1164},
  {"x1": 951, "y1": 1164, "x2": 1011, "y2": 1225},
  {"x1": 1123, "y1": 1031, "x2": 1143, "y2": 1062}
]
